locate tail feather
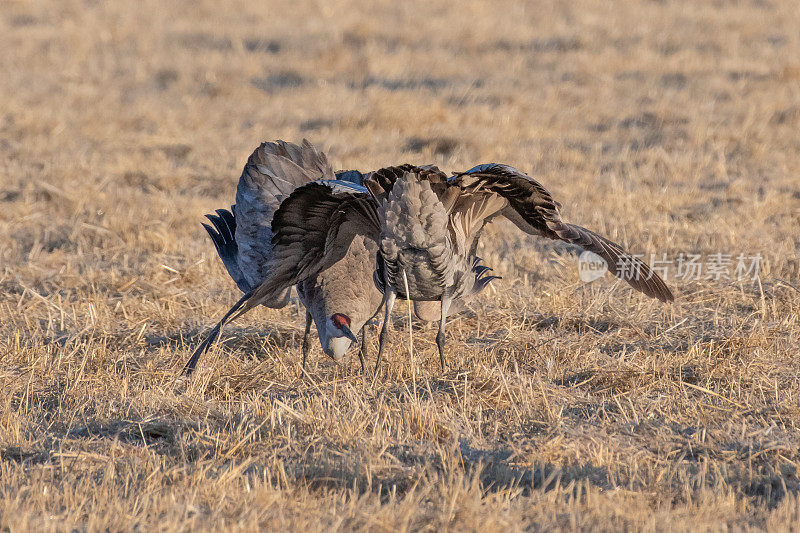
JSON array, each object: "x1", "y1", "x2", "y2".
[
  {"x1": 203, "y1": 206, "x2": 250, "y2": 293},
  {"x1": 471, "y1": 256, "x2": 501, "y2": 293},
  {"x1": 212, "y1": 208, "x2": 236, "y2": 242},
  {"x1": 204, "y1": 210, "x2": 234, "y2": 255},
  {"x1": 202, "y1": 222, "x2": 226, "y2": 255}
]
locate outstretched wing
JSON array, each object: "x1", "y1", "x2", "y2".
[
  {"x1": 184, "y1": 180, "x2": 380, "y2": 375},
  {"x1": 259, "y1": 181, "x2": 380, "y2": 295},
  {"x1": 450, "y1": 164, "x2": 674, "y2": 303},
  {"x1": 234, "y1": 139, "x2": 335, "y2": 289}
]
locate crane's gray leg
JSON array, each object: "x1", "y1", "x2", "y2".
[
  {"x1": 374, "y1": 289, "x2": 397, "y2": 374},
  {"x1": 301, "y1": 310, "x2": 312, "y2": 371},
  {"x1": 358, "y1": 324, "x2": 368, "y2": 374},
  {"x1": 436, "y1": 296, "x2": 453, "y2": 372}
]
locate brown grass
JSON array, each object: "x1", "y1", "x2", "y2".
[{"x1": 1, "y1": 0, "x2": 800, "y2": 530}]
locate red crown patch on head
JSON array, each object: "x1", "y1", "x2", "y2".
[{"x1": 330, "y1": 313, "x2": 351, "y2": 329}]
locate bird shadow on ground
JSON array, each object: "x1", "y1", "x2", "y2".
[
  {"x1": 279, "y1": 434, "x2": 800, "y2": 510},
  {"x1": 148, "y1": 322, "x2": 304, "y2": 354},
  {"x1": 5, "y1": 373, "x2": 795, "y2": 511},
  {"x1": 278, "y1": 438, "x2": 615, "y2": 501}
]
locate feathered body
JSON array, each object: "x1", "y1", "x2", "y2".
[
  {"x1": 364, "y1": 162, "x2": 673, "y2": 371},
  {"x1": 186, "y1": 140, "x2": 382, "y2": 374},
  {"x1": 379, "y1": 171, "x2": 457, "y2": 300},
  {"x1": 374, "y1": 169, "x2": 501, "y2": 306},
  {"x1": 190, "y1": 145, "x2": 674, "y2": 377}
]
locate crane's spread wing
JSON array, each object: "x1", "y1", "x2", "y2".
[
  {"x1": 234, "y1": 139, "x2": 335, "y2": 289},
  {"x1": 259, "y1": 181, "x2": 380, "y2": 296},
  {"x1": 184, "y1": 180, "x2": 380, "y2": 374},
  {"x1": 450, "y1": 164, "x2": 674, "y2": 303}
]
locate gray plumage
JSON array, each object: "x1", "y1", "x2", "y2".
[
  {"x1": 184, "y1": 140, "x2": 382, "y2": 375},
  {"x1": 234, "y1": 138, "x2": 334, "y2": 300},
  {"x1": 365, "y1": 163, "x2": 673, "y2": 372},
  {"x1": 189, "y1": 153, "x2": 673, "y2": 376}
]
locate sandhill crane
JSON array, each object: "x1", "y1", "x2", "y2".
[
  {"x1": 366, "y1": 163, "x2": 674, "y2": 372},
  {"x1": 183, "y1": 140, "x2": 383, "y2": 375},
  {"x1": 190, "y1": 161, "x2": 673, "y2": 375}
]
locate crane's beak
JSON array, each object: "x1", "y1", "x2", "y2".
[{"x1": 340, "y1": 325, "x2": 358, "y2": 343}]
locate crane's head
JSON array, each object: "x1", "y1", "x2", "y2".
[{"x1": 324, "y1": 313, "x2": 358, "y2": 361}]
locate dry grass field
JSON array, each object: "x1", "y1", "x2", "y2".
[{"x1": 1, "y1": 0, "x2": 800, "y2": 530}]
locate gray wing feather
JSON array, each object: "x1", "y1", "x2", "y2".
[
  {"x1": 451, "y1": 164, "x2": 675, "y2": 303},
  {"x1": 234, "y1": 180, "x2": 380, "y2": 321},
  {"x1": 202, "y1": 207, "x2": 250, "y2": 292},
  {"x1": 187, "y1": 180, "x2": 380, "y2": 373},
  {"x1": 234, "y1": 139, "x2": 335, "y2": 291}
]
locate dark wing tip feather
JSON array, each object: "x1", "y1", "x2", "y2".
[
  {"x1": 547, "y1": 216, "x2": 675, "y2": 303},
  {"x1": 214, "y1": 208, "x2": 236, "y2": 241},
  {"x1": 476, "y1": 275, "x2": 501, "y2": 291},
  {"x1": 471, "y1": 257, "x2": 501, "y2": 294},
  {"x1": 201, "y1": 222, "x2": 224, "y2": 253},
  {"x1": 452, "y1": 164, "x2": 674, "y2": 303},
  {"x1": 204, "y1": 208, "x2": 237, "y2": 246},
  {"x1": 183, "y1": 291, "x2": 252, "y2": 376},
  {"x1": 183, "y1": 323, "x2": 221, "y2": 375}
]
